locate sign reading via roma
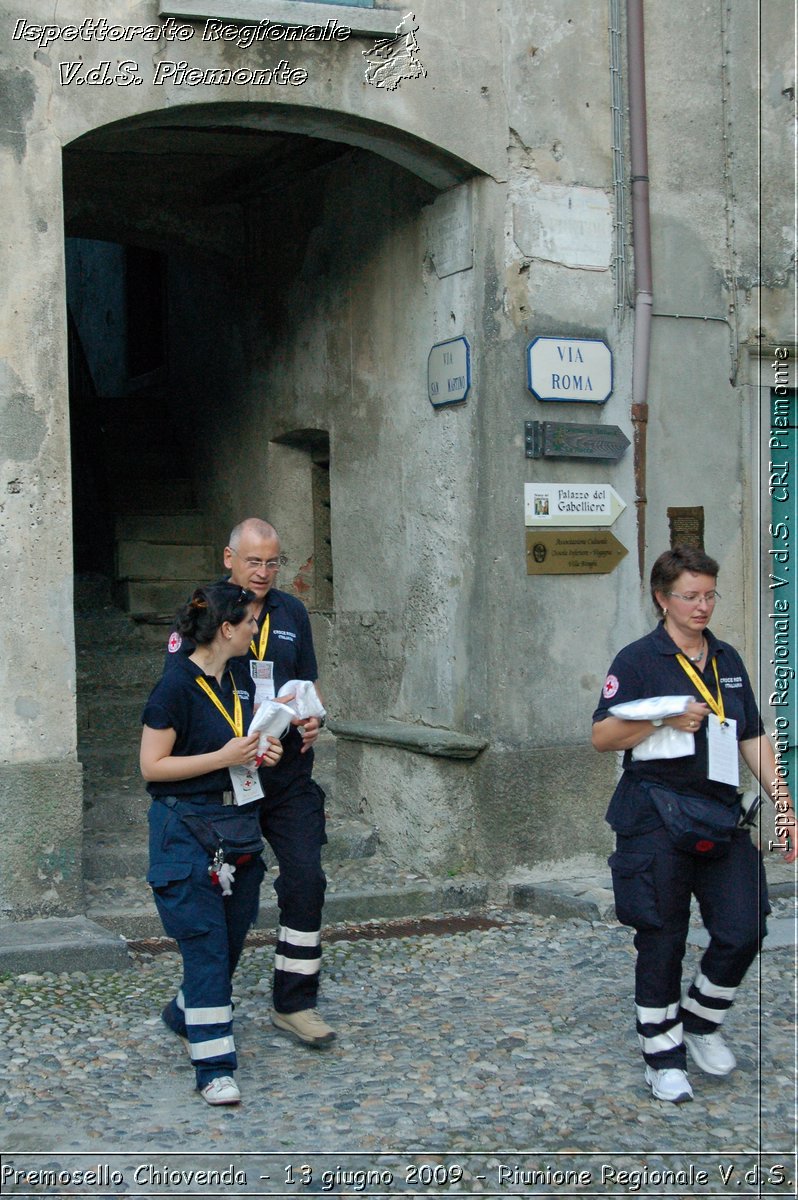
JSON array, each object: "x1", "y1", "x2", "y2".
[{"x1": 526, "y1": 336, "x2": 613, "y2": 404}]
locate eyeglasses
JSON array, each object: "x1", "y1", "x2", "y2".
[
  {"x1": 232, "y1": 550, "x2": 287, "y2": 572},
  {"x1": 667, "y1": 590, "x2": 720, "y2": 605}
]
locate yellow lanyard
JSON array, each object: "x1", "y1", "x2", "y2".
[
  {"x1": 195, "y1": 673, "x2": 243, "y2": 737},
  {"x1": 676, "y1": 654, "x2": 726, "y2": 723},
  {"x1": 250, "y1": 613, "x2": 270, "y2": 661}
]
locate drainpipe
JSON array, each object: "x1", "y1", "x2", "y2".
[{"x1": 627, "y1": 0, "x2": 652, "y2": 580}]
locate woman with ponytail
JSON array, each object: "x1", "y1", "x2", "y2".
[{"x1": 140, "y1": 582, "x2": 283, "y2": 1106}]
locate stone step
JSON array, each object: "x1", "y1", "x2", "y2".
[
  {"x1": 84, "y1": 817, "x2": 380, "y2": 882},
  {"x1": 84, "y1": 861, "x2": 490, "y2": 941},
  {"x1": 117, "y1": 578, "x2": 201, "y2": 619},
  {"x1": 103, "y1": 447, "x2": 182, "y2": 479},
  {"x1": 74, "y1": 573, "x2": 116, "y2": 610},
  {"x1": 78, "y1": 736, "x2": 337, "y2": 783},
  {"x1": 80, "y1": 754, "x2": 338, "y2": 800},
  {"x1": 115, "y1": 540, "x2": 216, "y2": 581},
  {"x1": 112, "y1": 480, "x2": 195, "y2": 513},
  {"x1": 76, "y1": 647, "x2": 163, "y2": 691},
  {"x1": 115, "y1": 512, "x2": 210, "y2": 544},
  {"x1": 83, "y1": 789, "x2": 150, "y2": 832},
  {"x1": 78, "y1": 697, "x2": 152, "y2": 737},
  {"x1": 79, "y1": 750, "x2": 141, "y2": 786}
]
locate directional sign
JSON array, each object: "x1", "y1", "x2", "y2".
[
  {"x1": 524, "y1": 482, "x2": 626, "y2": 527},
  {"x1": 428, "y1": 336, "x2": 471, "y2": 406},
  {"x1": 525, "y1": 421, "x2": 630, "y2": 461},
  {"x1": 526, "y1": 530, "x2": 627, "y2": 575},
  {"x1": 527, "y1": 336, "x2": 613, "y2": 404}
]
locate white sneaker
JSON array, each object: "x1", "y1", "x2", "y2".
[
  {"x1": 684, "y1": 1031, "x2": 736, "y2": 1076},
  {"x1": 200, "y1": 1076, "x2": 241, "y2": 1105},
  {"x1": 644, "y1": 1065, "x2": 693, "y2": 1103}
]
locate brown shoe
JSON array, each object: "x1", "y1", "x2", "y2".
[{"x1": 270, "y1": 1008, "x2": 336, "y2": 1047}]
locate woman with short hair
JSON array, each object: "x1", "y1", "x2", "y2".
[{"x1": 592, "y1": 545, "x2": 796, "y2": 1103}]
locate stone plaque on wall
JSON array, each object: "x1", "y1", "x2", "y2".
[
  {"x1": 668, "y1": 506, "x2": 705, "y2": 550},
  {"x1": 426, "y1": 185, "x2": 473, "y2": 278},
  {"x1": 513, "y1": 183, "x2": 612, "y2": 271}
]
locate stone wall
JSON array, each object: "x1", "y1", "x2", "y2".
[{"x1": 0, "y1": 0, "x2": 794, "y2": 912}]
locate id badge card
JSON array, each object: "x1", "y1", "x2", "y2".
[
  {"x1": 707, "y1": 714, "x2": 739, "y2": 787},
  {"x1": 228, "y1": 764, "x2": 265, "y2": 805},
  {"x1": 250, "y1": 659, "x2": 275, "y2": 702}
]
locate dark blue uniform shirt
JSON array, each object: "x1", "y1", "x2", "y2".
[
  {"x1": 164, "y1": 585, "x2": 319, "y2": 787},
  {"x1": 593, "y1": 623, "x2": 764, "y2": 834},
  {"x1": 142, "y1": 654, "x2": 255, "y2": 798}
]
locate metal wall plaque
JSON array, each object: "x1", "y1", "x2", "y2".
[
  {"x1": 526, "y1": 530, "x2": 628, "y2": 575},
  {"x1": 668, "y1": 506, "x2": 705, "y2": 550},
  {"x1": 525, "y1": 421, "x2": 630, "y2": 461}
]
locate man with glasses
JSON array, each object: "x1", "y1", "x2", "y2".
[{"x1": 165, "y1": 517, "x2": 335, "y2": 1048}]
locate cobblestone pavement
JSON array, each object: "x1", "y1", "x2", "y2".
[{"x1": 1, "y1": 895, "x2": 795, "y2": 1198}]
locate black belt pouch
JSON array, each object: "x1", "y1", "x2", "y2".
[{"x1": 641, "y1": 781, "x2": 740, "y2": 859}]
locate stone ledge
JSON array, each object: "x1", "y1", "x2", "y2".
[
  {"x1": 509, "y1": 880, "x2": 617, "y2": 923},
  {"x1": 0, "y1": 917, "x2": 130, "y2": 975},
  {"x1": 329, "y1": 720, "x2": 488, "y2": 760}
]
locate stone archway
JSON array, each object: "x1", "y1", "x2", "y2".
[
  {"x1": 63, "y1": 102, "x2": 478, "y2": 608},
  {"x1": 61, "y1": 102, "x2": 482, "y2": 936}
]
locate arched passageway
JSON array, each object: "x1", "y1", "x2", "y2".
[
  {"x1": 63, "y1": 102, "x2": 482, "y2": 922},
  {"x1": 63, "y1": 102, "x2": 477, "y2": 600}
]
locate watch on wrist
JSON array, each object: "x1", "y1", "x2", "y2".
[{"x1": 651, "y1": 718, "x2": 664, "y2": 727}]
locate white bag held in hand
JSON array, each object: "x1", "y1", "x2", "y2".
[
  {"x1": 608, "y1": 695, "x2": 696, "y2": 761},
  {"x1": 248, "y1": 699, "x2": 296, "y2": 759},
  {"x1": 276, "y1": 680, "x2": 327, "y2": 720}
]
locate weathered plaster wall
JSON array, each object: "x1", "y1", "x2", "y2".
[
  {"x1": 8, "y1": 0, "x2": 506, "y2": 180},
  {"x1": 166, "y1": 151, "x2": 480, "y2": 730},
  {"x1": 729, "y1": 5, "x2": 796, "y2": 341},
  {"x1": 0, "y1": 0, "x2": 794, "y2": 897},
  {"x1": 0, "y1": 14, "x2": 86, "y2": 913}
]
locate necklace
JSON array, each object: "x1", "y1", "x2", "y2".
[
  {"x1": 665, "y1": 619, "x2": 705, "y2": 664},
  {"x1": 684, "y1": 640, "x2": 705, "y2": 664}
]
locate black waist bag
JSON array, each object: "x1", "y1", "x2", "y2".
[
  {"x1": 162, "y1": 797, "x2": 264, "y2": 863},
  {"x1": 642, "y1": 781, "x2": 741, "y2": 859}
]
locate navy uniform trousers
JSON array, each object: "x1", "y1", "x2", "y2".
[
  {"x1": 148, "y1": 799, "x2": 265, "y2": 1089},
  {"x1": 260, "y1": 773, "x2": 327, "y2": 1014},
  {"x1": 610, "y1": 825, "x2": 769, "y2": 1071}
]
